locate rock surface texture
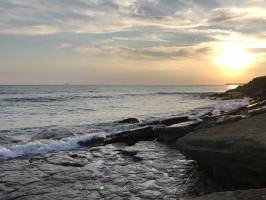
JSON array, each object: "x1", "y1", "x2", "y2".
[
  {"x1": 0, "y1": 141, "x2": 197, "y2": 200},
  {"x1": 177, "y1": 112, "x2": 266, "y2": 188}
]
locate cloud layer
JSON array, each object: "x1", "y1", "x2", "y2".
[{"x1": 0, "y1": 0, "x2": 266, "y2": 84}]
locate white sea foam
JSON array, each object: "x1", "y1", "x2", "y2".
[
  {"x1": 0, "y1": 133, "x2": 106, "y2": 160},
  {"x1": 212, "y1": 97, "x2": 250, "y2": 115}
]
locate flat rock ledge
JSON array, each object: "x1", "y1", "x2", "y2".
[
  {"x1": 177, "y1": 112, "x2": 266, "y2": 188},
  {"x1": 0, "y1": 141, "x2": 198, "y2": 200}
]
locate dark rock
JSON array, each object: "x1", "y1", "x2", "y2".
[
  {"x1": 195, "y1": 116, "x2": 217, "y2": 129},
  {"x1": 225, "y1": 106, "x2": 248, "y2": 115},
  {"x1": 154, "y1": 124, "x2": 193, "y2": 143},
  {"x1": 140, "y1": 120, "x2": 160, "y2": 126},
  {"x1": 186, "y1": 188, "x2": 266, "y2": 200},
  {"x1": 160, "y1": 116, "x2": 189, "y2": 126},
  {"x1": 177, "y1": 113, "x2": 266, "y2": 188},
  {"x1": 78, "y1": 135, "x2": 106, "y2": 147},
  {"x1": 106, "y1": 127, "x2": 154, "y2": 145},
  {"x1": 116, "y1": 118, "x2": 140, "y2": 124},
  {"x1": 132, "y1": 156, "x2": 143, "y2": 162},
  {"x1": 116, "y1": 149, "x2": 142, "y2": 162},
  {"x1": 57, "y1": 162, "x2": 84, "y2": 167},
  {"x1": 119, "y1": 149, "x2": 138, "y2": 156},
  {"x1": 226, "y1": 76, "x2": 266, "y2": 100},
  {"x1": 210, "y1": 76, "x2": 266, "y2": 100}
]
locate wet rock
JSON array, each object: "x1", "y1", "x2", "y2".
[
  {"x1": 140, "y1": 120, "x2": 160, "y2": 126},
  {"x1": 154, "y1": 124, "x2": 193, "y2": 143},
  {"x1": 177, "y1": 113, "x2": 266, "y2": 188},
  {"x1": 246, "y1": 100, "x2": 266, "y2": 110},
  {"x1": 248, "y1": 106, "x2": 266, "y2": 116},
  {"x1": 116, "y1": 118, "x2": 140, "y2": 124},
  {"x1": 186, "y1": 188, "x2": 266, "y2": 200},
  {"x1": 160, "y1": 116, "x2": 189, "y2": 126},
  {"x1": 119, "y1": 149, "x2": 138, "y2": 156},
  {"x1": 106, "y1": 127, "x2": 154, "y2": 145},
  {"x1": 170, "y1": 120, "x2": 202, "y2": 128},
  {"x1": 0, "y1": 141, "x2": 199, "y2": 199},
  {"x1": 194, "y1": 116, "x2": 217, "y2": 129},
  {"x1": 45, "y1": 154, "x2": 87, "y2": 168},
  {"x1": 117, "y1": 149, "x2": 143, "y2": 162},
  {"x1": 140, "y1": 190, "x2": 161, "y2": 198},
  {"x1": 78, "y1": 135, "x2": 106, "y2": 147},
  {"x1": 216, "y1": 115, "x2": 246, "y2": 124},
  {"x1": 132, "y1": 156, "x2": 143, "y2": 162}
]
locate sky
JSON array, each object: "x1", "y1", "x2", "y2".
[{"x1": 0, "y1": 0, "x2": 266, "y2": 85}]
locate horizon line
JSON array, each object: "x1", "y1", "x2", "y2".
[{"x1": 0, "y1": 83, "x2": 242, "y2": 86}]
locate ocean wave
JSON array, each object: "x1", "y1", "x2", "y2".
[
  {"x1": 2, "y1": 95, "x2": 112, "y2": 103},
  {"x1": 124, "y1": 91, "x2": 210, "y2": 97},
  {"x1": 0, "y1": 97, "x2": 250, "y2": 160},
  {"x1": 155, "y1": 92, "x2": 207, "y2": 95},
  {"x1": 0, "y1": 133, "x2": 106, "y2": 160}
]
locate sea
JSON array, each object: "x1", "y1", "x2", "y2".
[{"x1": 0, "y1": 85, "x2": 249, "y2": 160}]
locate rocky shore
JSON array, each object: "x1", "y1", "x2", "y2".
[
  {"x1": 1, "y1": 76, "x2": 266, "y2": 199},
  {"x1": 0, "y1": 141, "x2": 200, "y2": 199},
  {"x1": 177, "y1": 76, "x2": 266, "y2": 199}
]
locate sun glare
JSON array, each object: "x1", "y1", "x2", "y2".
[{"x1": 215, "y1": 41, "x2": 254, "y2": 71}]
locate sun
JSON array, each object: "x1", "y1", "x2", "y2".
[{"x1": 215, "y1": 41, "x2": 254, "y2": 71}]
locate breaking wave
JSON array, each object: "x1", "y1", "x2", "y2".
[{"x1": 0, "y1": 133, "x2": 106, "y2": 160}]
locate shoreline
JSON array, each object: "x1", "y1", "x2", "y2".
[
  {"x1": 178, "y1": 76, "x2": 266, "y2": 199},
  {"x1": 1, "y1": 76, "x2": 266, "y2": 199},
  {"x1": 0, "y1": 97, "x2": 248, "y2": 161}
]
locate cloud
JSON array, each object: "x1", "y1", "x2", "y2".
[
  {"x1": 74, "y1": 44, "x2": 212, "y2": 60},
  {"x1": 0, "y1": 25, "x2": 59, "y2": 35},
  {"x1": 1, "y1": 0, "x2": 265, "y2": 36},
  {"x1": 1, "y1": 0, "x2": 266, "y2": 61},
  {"x1": 58, "y1": 43, "x2": 72, "y2": 49}
]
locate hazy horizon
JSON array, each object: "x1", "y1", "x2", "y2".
[
  {"x1": 1, "y1": 0, "x2": 266, "y2": 85},
  {"x1": 0, "y1": 83, "x2": 242, "y2": 86}
]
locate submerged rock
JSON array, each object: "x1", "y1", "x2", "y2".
[
  {"x1": 177, "y1": 113, "x2": 266, "y2": 188},
  {"x1": 116, "y1": 118, "x2": 140, "y2": 124}
]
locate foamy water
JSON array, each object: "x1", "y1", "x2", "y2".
[{"x1": 0, "y1": 85, "x2": 248, "y2": 160}]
